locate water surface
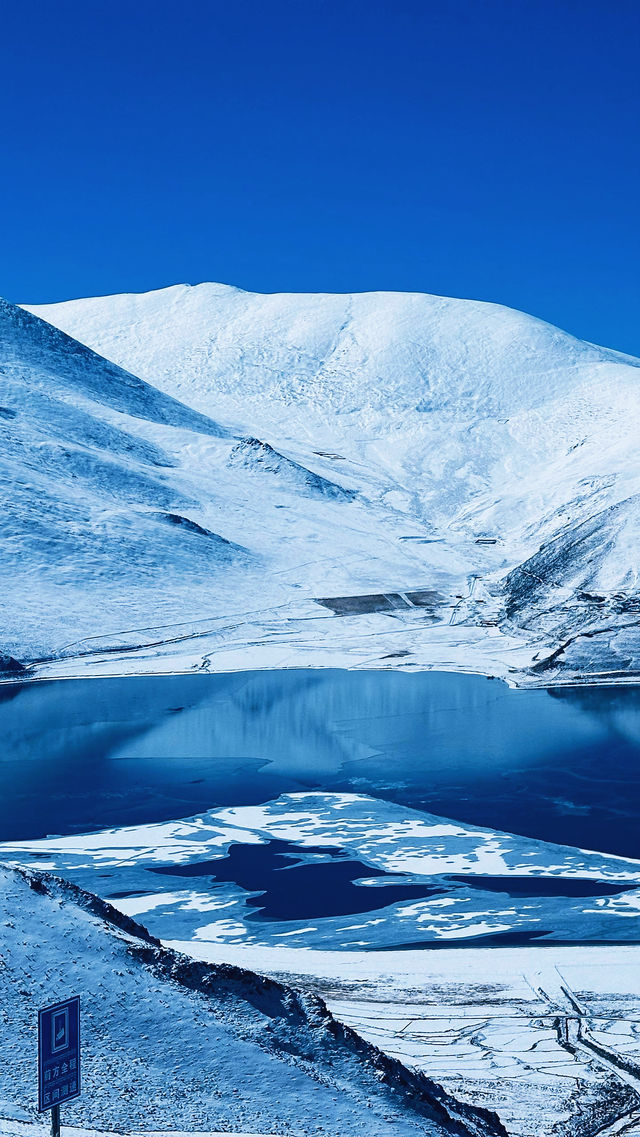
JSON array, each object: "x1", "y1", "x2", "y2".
[{"x1": 2, "y1": 669, "x2": 640, "y2": 858}]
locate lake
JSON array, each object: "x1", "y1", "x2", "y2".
[{"x1": 2, "y1": 668, "x2": 640, "y2": 859}]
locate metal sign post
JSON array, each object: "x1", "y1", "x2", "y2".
[{"x1": 38, "y1": 997, "x2": 81, "y2": 1135}]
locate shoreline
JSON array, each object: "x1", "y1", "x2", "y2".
[{"x1": 4, "y1": 656, "x2": 640, "y2": 690}]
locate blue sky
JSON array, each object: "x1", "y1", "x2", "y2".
[{"x1": 1, "y1": 0, "x2": 638, "y2": 353}]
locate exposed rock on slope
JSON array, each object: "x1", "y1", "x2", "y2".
[{"x1": 228, "y1": 436, "x2": 356, "y2": 501}]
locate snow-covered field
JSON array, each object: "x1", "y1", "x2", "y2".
[
  {"x1": 188, "y1": 941, "x2": 640, "y2": 1137},
  {"x1": 0, "y1": 281, "x2": 636, "y2": 683}
]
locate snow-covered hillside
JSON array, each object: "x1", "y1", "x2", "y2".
[
  {"x1": 6, "y1": 283, "x2": 640, "y2": 682},
  {"x1": 0, "y1": 298, "x2": 259, "y2": 659},
  {"x1": 0, "y1": 863, "x2": 505, "y2": 1137}
]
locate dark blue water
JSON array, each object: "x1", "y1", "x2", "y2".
[
  {"x1": 149, "y1": 840, "x2": 444, "y2": 919},
  {"x1": 145, "y1": 840, "x2": 637, "y2": 921},
  {"x1": 2, "y1": 669, "x2": 640, "y2": 857}
]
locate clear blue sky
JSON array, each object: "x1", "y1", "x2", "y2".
[{"x1": 1, "y1": 0, "x2": 638, "y2": 353}]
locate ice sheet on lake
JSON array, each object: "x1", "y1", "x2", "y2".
[{"x1": 4, "y1": 792, "x2": 640, "y2": 949}]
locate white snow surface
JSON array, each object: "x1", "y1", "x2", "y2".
[
  {"x1": 180, "y1": 941, "x2": 640, "y2": 1137},
  {"x1": 0, "y1": 864, "x2": 504, "y2": 1137},
  {"x1": 5, "y1": 281, "x2": 639, "y2": 682}
]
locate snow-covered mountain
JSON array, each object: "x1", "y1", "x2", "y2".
[
  {"x1": 5, "y1": 283, "x2": 640, "y2": 682},
  {"x1": 0, "y1": 297, "x2": 260, "y2": 659}
]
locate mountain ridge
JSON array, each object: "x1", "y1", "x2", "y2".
[{"x1": 2, "y1": 284, "x2": 639, "y2": 682}]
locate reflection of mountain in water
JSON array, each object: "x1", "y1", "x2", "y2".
[
  {"x1": 2, "y1": 669, "x2": 640, "y2": 857},
  {"x1": 548, "y1": 683, "x2": 640, "y2": 749}
]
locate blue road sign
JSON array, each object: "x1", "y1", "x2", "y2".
[{"x1": 38, "y1": 997, "x2": 81, "y2": 1112}]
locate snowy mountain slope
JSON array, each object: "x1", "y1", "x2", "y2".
[
  {"x1": 0, "y1": 864, "x2": 505, "y2": 1137},
  {"x1": 4, "y1": 297, "x2": 418, "y2": 666},
  {"x1": 2, "y1": 299, "x2": 229, "y2": 435},
  {"x1": 26, "y1": 283, "x2": 640, "y2": 682},
  {"x1": 27, "y1": 283, "x2": 638, "y2": 425},
  {"x1": 0, "y1": 298, "x2": 266, "y2": 658}
]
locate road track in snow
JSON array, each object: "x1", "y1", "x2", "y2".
[{"x1": 530, "y1": 966, "x2": 640, "y2": 1132}]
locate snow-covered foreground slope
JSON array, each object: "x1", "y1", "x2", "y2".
[
  {"x1": 5, "y1": 863, "x2": 640, "y2": 1136},
  {"x1": 195, "y1": 941, "x2": 640, "y2": 1137},
  {"x1": 5, "y1": 856, "x2": 640, "y2": 1136},
  {"x1": 22, "y1": 283, "x2": 640, "y2": 684},
  {"x1": 0, "y1": 863, "x2": 505, "y2": 1137}
]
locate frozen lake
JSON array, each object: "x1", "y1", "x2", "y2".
[
  {"x1": 2, "y1": 668, "x2": 640, "y2": 857},
  {"x1": 3, "y1": 669, "x2": 640, "y2": 949}
]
